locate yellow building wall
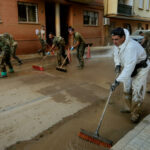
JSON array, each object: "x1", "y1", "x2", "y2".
[
  {"x1": 104, "y1": 0, "x2": 118, "y2": 15},
  {"x1": 133, "y1": 0, "x2": 150, "y2": 18}
]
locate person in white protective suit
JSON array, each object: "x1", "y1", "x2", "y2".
[{"x1": 110, "y1": 27, "x2": 150, "y2": 123}]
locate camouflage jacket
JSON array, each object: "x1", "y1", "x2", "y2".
[
  {"x1": 142, "y1": 32, "x2": 150, "y2": 58},
  {"x1": 37, "y1": 32, "x2": 47, "y2": 46},
  {"x1": 73, "y1": 32, "x2": 85, "y2": 45},
  {"x1": 0, "y1": 34, "x2": 11, "y2": 58},
  {"x1": 53, "y1": 36, "x2": 65, "y2": 47}
]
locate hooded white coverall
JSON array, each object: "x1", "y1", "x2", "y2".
[{"x1": 113, "y1": 29, "x2": 150, "y2": 121}]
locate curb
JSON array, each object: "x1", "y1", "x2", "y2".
[{"x1": 111, "y1": 115, "x2": 150, "y2": 150}]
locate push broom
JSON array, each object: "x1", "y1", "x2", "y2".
[
  {"x1": 32, "y1": 50, "x2": 54, "y2": 71},
  {"x1": 78, "y1": 89, "x2": 114, "y2": 148},
  {"x1": 56, "y1": 55, "x2": 68, "y2": 72},
  {"x1": 32, "y1": 61, "x2": 45, "y2": 71}
]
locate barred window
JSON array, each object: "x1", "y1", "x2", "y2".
[
  {"x1": 18, "y1": 2, "x2": 38, "y2": 23},
  {"x1": 83, "y1": 11, "x2": 98, "y2": 26}
]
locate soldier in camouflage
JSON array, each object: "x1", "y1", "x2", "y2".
[
  {"x1": 0, "y1": 34, "x2": 14, "y2": 78},
  {"x1": 37, "y1": 25, "x2": 47, "y2": 56},
  {"x1": 68, "y1": 27, "x2": 86, "y2": 69},
  {"x1": 141, "y1": 31, "x2": 150, "y2": 94},
  {"x1": 48, "y1": 32, "x2": 69, "y2": 66},
  {"x1": 141, "y1": 31, "x2": 150, "y2": 59},
  {"x1": 3, "y1": 33, "x2": 22, "y2": 65}
]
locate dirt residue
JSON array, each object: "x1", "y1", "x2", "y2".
[{"x1": 7, "y1": 54, "x2": 150, "y2": 150}]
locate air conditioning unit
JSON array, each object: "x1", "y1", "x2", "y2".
[{"x1": 103, "y1": 17, "x2": 110, "y2": 25}]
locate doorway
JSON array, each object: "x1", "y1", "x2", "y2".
[
  {"x1": 123, "y1": 23, "x2": 132, "y2": 34},
  {"x1": 60, "y1": 4, "x2": 69, "y2": 44},
  {"x1": 45, "y1": 2, "x2": 55, "y2": 45},
  {"x1": 45, "y1": 3, "x2": 69, "y2": 45}
]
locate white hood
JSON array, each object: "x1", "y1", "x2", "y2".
[{"x1": 113, "y1": 28, "x2": 147, "y2": 89}]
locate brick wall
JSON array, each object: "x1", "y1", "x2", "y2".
[
  {"x1": 69, "y1": 4, "x2": 104, "y2": 46},
  {"x1": 0, "y1": 0, "x2": 104, "y2": 54},
  {"x1": 0, "y1": 0, "x2": 45, "y2": 54}
]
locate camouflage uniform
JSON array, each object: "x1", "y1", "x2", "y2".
[
  {"x1": 53, "y1": 36, "x2": 69, "y2": 66},
  {"x1": 3, "y1": 33, "x2": 22, "y2": 64},
  {"x1": 142, "y1": 31, "x2": 150, "y2": 59},
  {"x1": 73, "y1": 32, "x2": 86, "y2": 68},
  {"x1": 0, "y1": 34, "x2": 14, "y2": 77},
  {"x1": 37, "y1": 30, "x2": 47, "y2": 56},
  {"x1": 142, "y1": 32, "x2": 150, "y2": 94}
]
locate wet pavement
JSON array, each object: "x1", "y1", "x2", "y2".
[{"x1": 0, "y1": 48, "x2": 150, "y2": 150}]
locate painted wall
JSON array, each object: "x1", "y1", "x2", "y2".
[
  {"x1": 105, "y1": 0, "x2": 118, "y2": 15},
  {"x1": 133, "y1": 0, "x2": 150, "y2": 18}
]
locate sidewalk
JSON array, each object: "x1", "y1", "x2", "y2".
[
  {"x1": 111, "y1": 114, "x2": 150, "y2": 150},
  {"x1": 16, "y1": 45, "x2": 113, "y2": 62}
]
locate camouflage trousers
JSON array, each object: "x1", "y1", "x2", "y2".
[
  {"x1": 0, "y1": 55, "x2": 13, "y2": 72},
  {"x1": 11, "y1": 45, "x2": 22, "y2": 64},
  {"x1": 57, "y1": 45, "x2": 69, "y2": 66},
  {"x1": 38, "y1": 39, "x2": 47, "y2": 56},
  {"x1": 76, "y1": 44, "x2": 86, "y2": 68}
]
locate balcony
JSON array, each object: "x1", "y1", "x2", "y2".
[{"x1": 118, "y1": 4, "x2": 132, "y2": 16}]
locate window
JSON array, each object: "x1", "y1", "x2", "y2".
[
  {"x1": 83, "y1": 11, "x2": 98, "y2": 26},
  {"x1": 146, "y1": 0, "x2": 150, "y2": 10},
  {"x1": 18, "y1": 2, "x2": 38, "y2": 23},
  {"x1": 139, "y1": 0, "x2": 144, "y2": 9},
  {"x1": 145, "y1": 24, "x2": 149, "y2": 29}
]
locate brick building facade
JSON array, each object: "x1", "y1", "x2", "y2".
[{"x1": 0, "y1": 0, "x2": 104, "y2": 54}]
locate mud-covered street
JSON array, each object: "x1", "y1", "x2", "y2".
[{"x1": 1, "y1": 49, "x2": 150, "y2": 150}]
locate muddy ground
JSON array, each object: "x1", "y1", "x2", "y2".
[{"x1": 7, "y1": 51, "x2": 150, "y2": 150}]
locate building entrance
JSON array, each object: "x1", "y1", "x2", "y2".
[{"x1": 45, "y1": 3, "x2": 69, "y2": 45}]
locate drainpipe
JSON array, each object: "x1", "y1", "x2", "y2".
[{"x1": 55, "y1": 3, "x2": 61, "y2": 36}]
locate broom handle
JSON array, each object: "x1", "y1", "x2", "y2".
[
  {"x1": 95, "y1": 90, "x2": 113, "y2": 136},
  {"x1": 60, "y1": 56, "x2": 68, "y2": 68},
  {"x1": 95, "y1": 73, "x2": 119, "y2": 135},
  {"x1": 40, "y1": 49, "x2": 54, "y2": 66},
  {"x1": 40, "y1": 55, "x2": 48, "y2": 67}
]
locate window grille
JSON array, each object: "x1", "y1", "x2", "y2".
[
  {"x1": 83, "y1": 11, "x2": 98, "y2": 26},
  {"x1": 18, "y1": 2, "x2": 38, "y2": 23}
]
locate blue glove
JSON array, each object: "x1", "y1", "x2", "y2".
[
  {"x1": 46, "y1": 51, "x2": 50, "y2": 55},
  {"x1": 70, "y1": 46, "x2": 74, "y2": 51},
  {"x1": 110, "y1": 80, "x2": 120, "y2": 91}
]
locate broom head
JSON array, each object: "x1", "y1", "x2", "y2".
[
  {"x1": 32, "y1": 65, "x2": 44, "y2": 71},
  {"x1": 78, "y1": 129, "x2": 113, "y2": 148},
  {"x1": 56, "y1": 66, "x2": 67, "y2": 72}
]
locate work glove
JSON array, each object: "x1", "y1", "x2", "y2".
[
  {"x1": 115, "y1": 65, "x2": 121, "y2": 74},
  {"x1": 70, "y1": 46, "x2": 74, "y2": 51},
  {"x1": 46, "y1": 51, "x2": 50, "y2": 55},
  {"x1": 110, "y1": 80, "x2": 120, "y2": 91}
]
